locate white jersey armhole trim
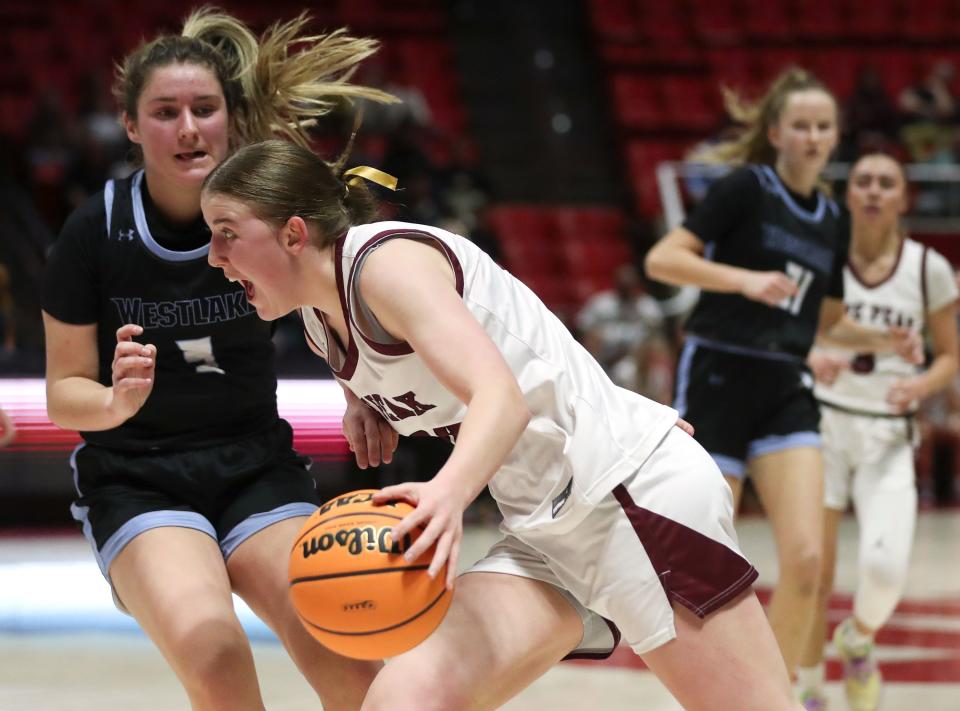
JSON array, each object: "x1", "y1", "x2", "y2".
[{"x1": 103, "y1": 179, "x2": 115, "y2": 238}]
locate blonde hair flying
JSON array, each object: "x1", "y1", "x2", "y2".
[{"x1": 115, "y1": 5, "x2": 398, "y2": 152}]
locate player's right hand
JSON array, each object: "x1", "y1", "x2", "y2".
[
  {"x1": 740, "y1": 271, "x2": 798, "y2": 307},
  {"x1": 807, "y1": 351, "x2": 850, "y2": 385},
  {"x1": 342, "y1": 396, "x2": 399, "y2": 469},
  {"x1": 108, "y1": 324, "x2": 156, "y2": 421}
]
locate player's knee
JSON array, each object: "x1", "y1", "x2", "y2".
[
  {"x1": 861, "y1": 552, "x2": 908, "y2": 592},
  {"x1": 168, "y1": 614, "x2": 252, "y2": 691},
  {"x1": 782, "y1": 546, "x2": 822, "y2": 595}
]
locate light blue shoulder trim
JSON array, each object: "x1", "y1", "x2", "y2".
[
  {"x1": 131, "y1": 171, "x2": 210, "y2": 262},
  {"x1": 103, "y1": 180, "x2": 115, "y2": 237},
  {"x1": 751, "y1": 164, "x2": 836, "y2": 224}
]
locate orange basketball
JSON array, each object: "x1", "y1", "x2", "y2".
[{"x1": 288, "y1": 489, "x2": 453, "y2": 660}]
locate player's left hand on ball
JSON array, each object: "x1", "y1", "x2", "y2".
[
  {"x1": 674, "y1": 417, "x2": 694, "y2": 436},
  {"x1": 374, "y1": 480, "x2": 466, "y2": 590}
]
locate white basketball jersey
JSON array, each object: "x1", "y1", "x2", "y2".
[
  {"x1": 815, "y1": 238, "x2": 957, "y2": 415},
  {"x1": 300, "y1": 221, "x2": 678, "y2": 530}
]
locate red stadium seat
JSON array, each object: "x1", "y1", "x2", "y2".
[
  {"x1": 706, "y1": 48, "x2": 761, "y2": 96},
  {"x1": 610, "y1": 74, "x2": 664, "y2": 130},
  {"x1": 626, "y1": 140, "x2": 686, "y2": 218},
  {"x1": 843, "y1": 0, "x2": 902, "y2": 40},
  {"x1": 570, "y1": 273, "x2": 616, "y2": 307},
  {"x1": 744, "y1": 3, "x2": 795, "y2": 42},
  {"x1": 804, "y1": 49, "x2": 860, "y2": 98},
  {"x1": 660, "y1": 76, "x2": 721, "y2": 132},
  {"x1": 692, "y1": 0, "x2": 743, "y2": 44},
  {"x1": 589, "y1": 0, "x2": 641, "y2": 42},
  {"x1": 904, "y1": 0, "x2": 954, "y2": 41},
  {"x1": 636, "y1": 2, "x2": 690, "y2": 45},
  {"x1": 559, "y1": 237, "x2": 632, "y2": 279},
  {"x1": 553, "y1": 207, "x2": 626, "y2": 240},
  {"x1": 793, "y1": 1, "x2": 846, "y2": 40},
  {"x1": 864, "y1": 49, "x2": 920, "y2": 99}
]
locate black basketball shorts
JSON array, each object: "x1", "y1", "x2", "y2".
[
  {"x1": 673, "y1": 340, "x2": 821, "y2": 478},
  {"x1": 70, "y1": 419, "x2": 319, "y2": 580}
]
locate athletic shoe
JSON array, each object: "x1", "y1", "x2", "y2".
[
  {"x1": 799, "y1": 687, "x2": 828, "y2": 711},
  {"x1": 833, "y1": 617, "x2": 882, "y2": 711}
]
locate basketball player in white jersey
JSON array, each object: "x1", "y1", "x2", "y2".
[
  {"x1": 797, "y1": 154, "x2": 958, "y2": 711},
  {"x1": 200, "y1": 139, "x2": 807, "y2": 710}
]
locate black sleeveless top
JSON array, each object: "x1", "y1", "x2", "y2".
[
  {"x1": 682, "y1": 164, "x2": 849, "y2": 360},
  {"x1": 43, "y1": 170, "x2": 279, "y2": 450}
]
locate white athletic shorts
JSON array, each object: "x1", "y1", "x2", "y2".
[
  {"x1": 466, "y1": 427, "x2": 758, "y2": 657},
  {"x1": 820, "y1": 405, "x2": 916, "y2": 511}
]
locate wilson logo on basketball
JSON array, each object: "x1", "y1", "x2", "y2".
[
  {"x1": 343, "y1": 599, "x2": 377, "y2": 611},
  {"x1": 318, "y1": 491, "x2": 376, "y2": 516},
  {"x1": 300, "y1": 526, "x2": 412, "y2": 559}
]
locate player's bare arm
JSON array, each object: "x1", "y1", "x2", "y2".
[
  {"x1": 646, "y1": 226, "x2": 797, "y2": 305},
  {"x1": 360, "y1": 238, "x2": 530, "y2": 587},
  {"x1": 43, "y1": 314, "x2": 154, "y2": 430}
]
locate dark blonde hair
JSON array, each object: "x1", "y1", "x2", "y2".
[
  {"x1": 203, "y1": 139, "x2": 378, "y2": 247},
  {"x1": 114, "y1": 6, "x2": 396, "y2": 153},
  {"x1": 694, "y1": 67, "x2": 836, "y2": 166}
]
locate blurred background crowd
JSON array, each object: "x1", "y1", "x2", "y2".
[{"x1": 3, "y1": 0, "x2": 960, "y2": 518}]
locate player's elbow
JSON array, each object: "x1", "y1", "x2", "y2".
[{"x1": 644, "y1": 240, "x2": 677, "y2": 285}]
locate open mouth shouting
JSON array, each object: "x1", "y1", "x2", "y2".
[{"x1": 175, "y1": 150, "x2": 209, "y2": 164}]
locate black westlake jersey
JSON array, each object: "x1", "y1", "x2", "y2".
[
  {"x1": 42, "y1": 170, "x2": 279, "y2": 451},
  {"x1": 682, "y1": 164, "x2": 847, "y2": 360}
]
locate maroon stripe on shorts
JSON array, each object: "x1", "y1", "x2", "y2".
[
  {"x1": 613, "y1": 484, "x2": 758, "y2": 618},
  {"x1": 561, "y1": 617, "x2": 622, "y2": 661}
]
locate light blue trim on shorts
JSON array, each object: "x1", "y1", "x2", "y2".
[
  {"x1": 747, "y1": 431, "x2": 821, "y2": 460},
  {"x1": 221, "y1": 502, "x2": 318, "y2": 560},
  {"x1": 709, "y1": 453, "x2": 746, "y2": 478},
  {"x1": 95, "y1": 511, "x2": 218, "y2": 579}
]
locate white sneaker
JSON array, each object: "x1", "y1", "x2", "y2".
[{"x1": 832, "y1": 617, "x2": 882, "y2": 711}]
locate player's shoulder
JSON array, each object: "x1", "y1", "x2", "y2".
[
  {"x1": 711, "y1": 163, "x2": 764, "y2": 194},
  {"x1": 57, "y1": 185, "x2": 113, "y2": 248}
]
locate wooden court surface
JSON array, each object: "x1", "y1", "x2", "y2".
[{"x1": 1, "y1": 513, "x2": 958, "y2": 710}]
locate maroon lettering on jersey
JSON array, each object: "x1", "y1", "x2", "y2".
[
  {"x1": 393, "y1": 391, "x2": 437, "y2": 416},
  {"x1": 362, "y1": 394, "x2": 396, "y2": 421},
  {"x1": 378, "y1": 397, "x2": 416, "y2": 421},
  {"x1": 432, "y1": 423, "x2": 461, "y2": 444}
]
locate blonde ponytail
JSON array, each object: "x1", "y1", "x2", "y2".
[
  {"x1": 693, "y1": 67, "x2": 835, "y2": 167},
  {"x1": 183, "y1": 7, "x2": 397, "y2": 149}
]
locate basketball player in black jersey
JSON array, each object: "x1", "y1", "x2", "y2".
[
  {"x1": 40, "y1": 9, "x2": 396, "y2": 710},
  {"x1": 645, "y1": 68, "x2": 921, "y2": 692}
]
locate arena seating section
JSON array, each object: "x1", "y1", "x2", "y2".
[{"x1": 3, "y1": 0, "x2": 960, "y2": 316}]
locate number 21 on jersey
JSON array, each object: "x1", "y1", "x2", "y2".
[{"x1": 777, "y1": 261, "x2": 814, "y2": 316}]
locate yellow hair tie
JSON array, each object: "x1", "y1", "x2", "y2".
[{"x1": 342, "y1": 166, "x2": 399, "y2": 192}]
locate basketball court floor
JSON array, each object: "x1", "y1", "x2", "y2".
[{"x1": 1, "y1": 511, "x2": 958, "y2": 710}]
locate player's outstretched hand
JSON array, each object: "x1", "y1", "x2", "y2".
[
  {"x1": 373, "y1": 480, "x2": 467, "y2": 590},
  {"x1": 740, "y1": 271, "x2": 798, "y2": 307},
  {"x1": 889, "y1": 326, "x2": 924, "y2": 365},
  {"x1": 342, "y1": 397, "x2": 399, "y2": 469},
  {"x1": 109, "y1": 324, "x2": 156, "y2": 421}
]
